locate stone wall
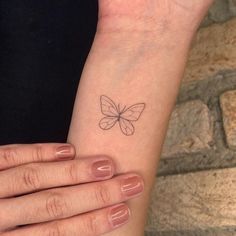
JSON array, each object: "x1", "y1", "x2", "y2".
[
  {"x1": 146, "y1": 1, "x2": 236, "y2": 235},
  {"x1": 159, "y1": 15, "x2": 236, "y2": 177}
]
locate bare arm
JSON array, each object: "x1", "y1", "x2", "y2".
[{"x1": 67, "y1": 1, "x2": 214, "y2": 235}]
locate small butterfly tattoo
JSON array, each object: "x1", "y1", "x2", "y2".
[{"x1": 99, "y1": 95, "x2": 145, "y2": 136}]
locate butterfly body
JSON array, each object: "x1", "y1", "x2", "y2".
[
  {"x1": 116, "y1": 105, "x2": 124, "y2": 121},
  {"x1": 117, "y1": 113, "x2": 121, "y2": 122},
  {"x1": 99, "y1": 95, "x2": 145, "y2": 136}
]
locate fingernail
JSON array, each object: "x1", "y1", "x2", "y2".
[
  {"x1": 92, "y1": 160, "x2": 113, "y2": 178},
  {"x1": 121, "y1": 175, "x2": 144, "y2": 197},
  {"x1": 55, "y1": 145, "x2": 75, "y2": 160},
  {"x1": 109, "y1": 204, "x2": 130, "y2": 228}
]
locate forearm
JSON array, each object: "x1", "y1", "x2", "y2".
[
  {"x1": 67, "y1": 1, "x2": 213, "y2": 235},
  {"x1": 67, "y1": 36, "x2": 190, "y2": 235}
]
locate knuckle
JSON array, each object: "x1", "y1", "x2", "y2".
[
  {"x1": 84, "y1": 215, "x2": 99, "y2": 235},
  {"x1": 32, "y1": 144, "x2": 44, "y2": 162},
  {"x1": 22, "y1": 165, "x2": 41, "y2": 190},
  {"x1": 0, "y1": 203, "x2": 7, "y2": 230},
  {"x1": 0, "y1": 147, "x2": 18, "y2": 166},
  {"x1": 94, "y1": 184, "x2": 111, "y2": 206},
  {"x1": 66, "y1": 162, "x2": 78, "y2": 183},
  {"x1": 45, "y1": 222, "x2": 66, "y2": 236},
  {"x1": 46, "y1": 193, "x2": 69, "y2": 219}
]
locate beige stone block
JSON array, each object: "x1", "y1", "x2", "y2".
[
  {"x1": 220, "y1": 90, "x2": 236, "y2": 150},
  {"x1": 161, "y1": 100, "x2": 213, "y2": 159},
  {"x1": 146, "y1": 168, "x2": 236, "y2": 232},
  {"x1": 183, "y1": 18, "x2": 236, "y2": 84}
]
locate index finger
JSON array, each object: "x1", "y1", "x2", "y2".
[{"x1": 0, "y1": 143, "x2": 75, "y2": 171}]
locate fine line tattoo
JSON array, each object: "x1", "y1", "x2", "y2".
[{"x1": 99, "y1": 95, "x2": 145, "y2": 136}]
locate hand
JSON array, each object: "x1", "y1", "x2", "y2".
[{"x1": 0, "y1": 143, "x2": 144, "y2": 236}]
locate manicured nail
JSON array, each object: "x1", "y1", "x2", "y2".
[
  {"x1": 92, "y1": 160, "x2": 113, "y2": 178},
  {"x1": 55, "y1": 145, "x2": 75, "y2": 160},
  {"x1": 109, "y1": 204, "x2": 130, "y2": 228},
  {"x1": 121, "y1": 175, "x2": 144, "y2": 197}
]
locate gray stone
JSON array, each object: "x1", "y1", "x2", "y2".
[
  {"x1": 161, "y1": 100, "x2": 213, "y2": 159},
  {"x1": 209, "y1": 0, "x2": 231, "y2": 22},
  {"x1": 229, "y1": 0, "x2": 236, "y2": 15},
  {"x1": 201, "y1": 0, "x2": 236, "y2": 26},
  {"x1": 158, "y1": 64, "x2": 236, "y2": 177}
]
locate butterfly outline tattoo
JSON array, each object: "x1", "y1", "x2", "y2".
[{"x1": 99, "y1": 95, "x2": 145, "y2": 136}]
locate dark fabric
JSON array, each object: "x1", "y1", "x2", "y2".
[{"x1": 0, "y1": 0, "x2": 98, "y2": 145}]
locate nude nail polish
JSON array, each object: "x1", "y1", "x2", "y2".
[
  {"x1": 121, "y1": 176, "x2": 144, "y2": 197},
  {"x1": 55, "y1": 145, "x2": 74, "y2": 159},
  {"x1": 92, "y1": 160, "x2": 113, "y2": 178},
  {"x1": 109, "y1": 204, "x2": 130, "y2": 228}
]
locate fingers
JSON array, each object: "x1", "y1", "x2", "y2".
[
  {"x1": 0, "y1": 156, "x2": 115, "y2": 198},
  {"x1": 0, "y1": 143, "x2": 75, "y2": 171},
  {"x1": 2, "y1": 204, "x2": 131, "y2": 236},
  {"x1": 3, "y1": 173, "x2": 143, "y2": 228}
]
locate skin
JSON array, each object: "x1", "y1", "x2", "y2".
[
  {"x1": 0, "y1": 1, "x2": 214, "y2": 235},
  {"x1": 0, "y1": 143, "x2": 143, "y2": 235},
  {"x1": 67, "y1": 0, "x2": 214, "y2": 235}
]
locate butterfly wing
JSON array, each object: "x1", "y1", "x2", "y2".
[
  {"x1": 99, "y1": 117, "x2": 118, "y2": 130},
  {"x1": 119, "y1": 118, "x2": 135, "y2": 136},
  {"x1": 100, "y1": 95, "x2": 119, "y2": 117},
  {"x1": 120, "y1": 103, "x2": 145, "y2": 121}
]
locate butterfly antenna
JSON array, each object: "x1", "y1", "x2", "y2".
[
  {"x1": 118, "y1": 104, "x2": 121, "y2": 113},
  {"x1": 121, "y1": 106, "x2": 126, "y2": 113}
]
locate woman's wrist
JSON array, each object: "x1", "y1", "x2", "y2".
[
  {"x1": 96, "y1": 0, "x2": 214, "y2": 50},
  {"x1": 98, "y1": 0, "x2": 213, "y2": 34}
]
